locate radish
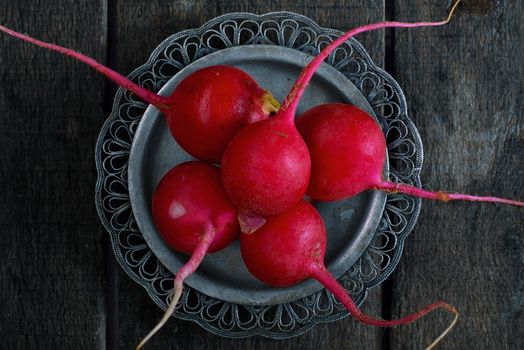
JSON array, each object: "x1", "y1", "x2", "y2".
[
  {"x1": 0, "y1": 26, "x2": 279, "y2": 163},
  {"x1": 136, "y1": 161, "x2": 239, "y2": 349},
  {"x1": 220, "y1": 1, "x2": 462, "y2": 226},
  {"x1": 163, "y1": 65, "x2": 278, "y2": 162},
  {"x1": 240, "y1": 200, "x2": 458, "y2": 349},
  {"x1": 296, "y1": 103, "x2": 524, "y2": 206}
]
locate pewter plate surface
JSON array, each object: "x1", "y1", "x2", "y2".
[{"x1": 128, "y1": 45, "x2": 387, "y2": 306}]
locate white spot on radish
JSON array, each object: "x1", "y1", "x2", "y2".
[{"x1": 169, "y1": 202, "x2": 186, "y2": 219}]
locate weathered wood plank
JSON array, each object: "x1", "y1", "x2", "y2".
[
  {"x1": 389, "y1": 1, "x2": 523, "y2": 349},
  {"x1": 111, "y1": 1, "x2": 386, "y2": 349},
  {"x1": 0, "y1": 1, "x2": 108, "y2": 349}
]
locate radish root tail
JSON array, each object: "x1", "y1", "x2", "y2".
[
  {"x1": 0, "y1": 24, "x2": 169, "y2": 110},
  {"x1": 426, "y1": 305, "x2": 459, "y2": 350},
  {"x1": 280, "y1": 0, "x2": 462, "y2": 119},
  {"x1": 310, "y1": 264, "x2": 459, "y2": 349},
  {"x1": 445, "y1": 0, "x2": 462, "y2": 24},
  {"x1": 377, "y1": 181, "x2": 524, "y2": 207},
  {"x1": 135, "y1": 281, "x2": 184, "y2": 350},
  {"x1": 136, "y1": 226, "x2": 215, "y2": 350}
]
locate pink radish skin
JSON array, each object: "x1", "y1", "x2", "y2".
[
  {"x1": 240, "y1": 200, "x2": 458, "y2": 349},
  {"x1": 221, "y1": 1, "x2": 462, "y2": 224},
  {"x1": 221, "y1": 116, "x2": 311, "y2": 218},
  {"x1": 136, "y1": 161, "x2": 239, "y2": 349},
  {"x1": 296, "y1": 103, "x2": 524, "y2": 207},
  {"x1": 0, "y1": 26, "x2": 279, "y2": 163}
]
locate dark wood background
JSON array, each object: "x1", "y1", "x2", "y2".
[{"x1": 0, "y1": 1, "x2": 522, "y2": 349}]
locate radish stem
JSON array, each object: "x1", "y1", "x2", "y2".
[
  {"x1": 0, "y1": 24, "x2": 170, "y2": 110},
  {"x1": 280, "y1": 0, "x2": 462, "y2": 121},
  {"x1": 376, "y1": 181, "x2": 524, "y2": 207},
  {"x1": 310, "y1": 263, "x2": 458, "y2": 349},
  {"x1": 136, "y1": 225, "x2": 215, "y2": 350}
]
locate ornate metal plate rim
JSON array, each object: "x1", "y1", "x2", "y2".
[{"x1": 95, "y1": 11, "x2": 423, "y2": 339}]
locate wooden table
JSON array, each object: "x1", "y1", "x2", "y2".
[{"x1": 1, "y1": 1, "x2": 522, "y2": 349}]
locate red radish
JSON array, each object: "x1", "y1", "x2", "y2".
[
  {"x1": 164, "y1": 65, "x2": 279, "y2": 162},
  {"x1": 296, "y1": 103, "x2": 524, "y2": 207},
  {"x1": 221, "y1": 1, "x2": 462, "y2": 225},
  {"x1": 0, "y1": 26, "x2": 279, "y2": 163},
  {"x1": 240, "y1": 200, "x2": 458, "y2": 349},
  {"x1": 136, "y1": 161, "x2": 239, "y2": 349},
  {"x1": 221, "y1": 116, "x2": 311, "y2": 219}
]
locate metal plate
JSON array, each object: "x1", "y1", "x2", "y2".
[
  {"x1": 128, "y1": 45, "x2": 386, "y2": 306},
  {"x1": 95, "y1": 11, "x2": 423, "y2": 338}
]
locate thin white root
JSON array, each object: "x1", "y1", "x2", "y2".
[
  {"x1": 445, "y1": 0, "x2": 462, "y2": 24},
  {"x1": 135, "y1": 284, "x2": 183, "y2": 350},
  {"x1": 425, "y1": 307, "x2": 459, "y2": 350},
  {"x1": 135, "y1": 226, "x2": 215, "y2": 349}
]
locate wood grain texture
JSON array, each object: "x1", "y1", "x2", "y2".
[
  {"x1": 4, "y1": 1, "x2": 522, "y2": 350},
  {"x1": 111, "y1": 1, "x2": 386, "y2": 349},
  {"x1": 0, "y1": 1, "x2": 108, "y2": 349},
  {"x1": 389, "y1": 1, "x2": 524, "y2": 349}
]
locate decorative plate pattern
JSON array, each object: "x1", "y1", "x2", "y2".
[{"x1": 95, "y1": 12, "x2": 423, "y2": 338}]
